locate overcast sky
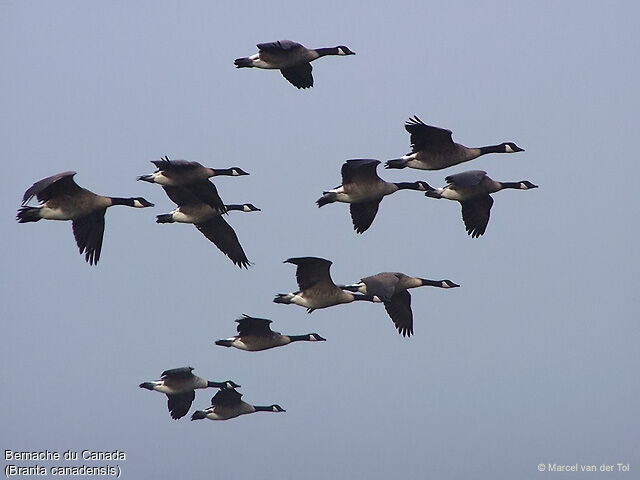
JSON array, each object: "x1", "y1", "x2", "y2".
[{"x1": 2, "y1": 1, "x2": 639, "y2": 478}]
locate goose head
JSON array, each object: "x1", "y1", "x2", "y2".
[
  {"x1": 308, "y1": 333, "x2": 327, "y2": 342},
  {"x1": 518, "y1": 181, "x2": 538, "y2": 189},
  {"x1": 241, "y1": 204, "x2": 261, "y2": 212},
  {"x1": 230, "y1": 168, "x2": 250, "y2": 176},
  {"x1": 502, "y1": 142, "x2": 525, "y2": 153},
  {"x1": 336, "y1": 46, "x2": 356, "y2": 56},
  {"x1": 132, "y1": 197, "x2": 155, "y2": 208}
]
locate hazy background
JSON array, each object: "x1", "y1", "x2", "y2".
[{"x1": 2, "y1": 1, "x2": 638, "y2": 478}]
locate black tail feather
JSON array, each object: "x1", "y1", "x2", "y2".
[{"x1": 16, "y1": 206, "x2": 42, "y2": 223}]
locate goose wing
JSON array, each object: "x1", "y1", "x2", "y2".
[
  {"x1": 384, "y1": 290, "x2": 414, "y2": 337},
  {"x1": 162, "y1": 184, "x2": 226, "y2": 213},
  {"x1": 361, "y1": 272, "x2": 399, "y2": 302},
  {"x1": 22, "y1": 171, "x2": 81, "y2": 205},
  {"x1": 341, "y1": 159, "x2": 382, "y2": 185},
  {"x1": 236, "y1": 315, "x2": 274, "y2": 336},
  {"x1": 405, "y1": 116, "x2": 453, "y2": 152},
  {"x1": 211, "y1": 387, "x2": 242, "y2": 407},
  {"x1": 285, "y1": 257, "x2": 334, "y2": 291},
  {"x1": 161, "y1": 367, "x2": 195, "y2": 379},
  {"x1": 257, "y1": 40, "x2": 303, "y2": 52},
  {"x1": 71, "y1": 209, "x2": 106, "y2": 266},
  {"x1": 460, "y1": 195, "x2": 494, "y2": 238},
  {"x1": 195, "y1": 216, "x2": 251, "y2": 268},
  {"x1": 167, "y1": 391, "x2": 195, "y2": 420},
  {"x1": 445, "y1": 170, "x2": 487, "y2": 187},
  {"x1": 350, "y1": 199, "x2": 382, "y2": 234},
  {"x1": 281, "y1": 63, "x2": 313, "y2": 89},
  {"x1": 151, "y1": 157, "x2": 205, "y2": 172}
]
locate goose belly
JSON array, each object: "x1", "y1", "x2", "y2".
[{"x1": 171, "y1": 206, "x2": 217, "y2": 224}]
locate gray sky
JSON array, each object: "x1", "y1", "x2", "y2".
[{"x1": 2, "y1": 1, "x2": 639, "y2": 478}]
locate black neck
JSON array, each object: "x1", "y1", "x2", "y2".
[
  {"x1": 478, "y1": 144, "x2": 505, "y2": 155},
  {"x1": 109, "y1": 197, "x2": 136, "y2": 206},
  {"x1": 394, "y1": 182, "x2": 422, "y2": 191},
  {"x1": 212, "y1": 168, "x2": 234, "y2": 176},
  {"x1": 225, "y1": 204, "x2": 246, "y2": 212},
  {"x1": 253, "y1": 405, "x2": 274, "y2": 412},
  {"x1": 315, "y1": 47, "x2": 338, "y2": 57},
  {"x1": 420, "y1": 279, "x2": 442, "y2": 287},
  {"x1": 352, "y1": 294, "x2": 376, "y2": 302},
  {"x1": 207, "y1": 381, "x2": 228, "y2": 388},
  {"x1": 288, "y1": 334, "x2": 311, "y2": 342},
  {"x1": 498, "y1": 182, "x2": 522, "y2": 190}
]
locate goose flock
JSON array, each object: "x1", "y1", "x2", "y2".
[{"x1": 16, "y1": 39, "x2": 537, "y2": 421}]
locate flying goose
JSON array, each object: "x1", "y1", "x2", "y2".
[
  {"x1": 274, "y1": 257, "x2": 379, "y2": 312},
  {"x1": 423, "y1": 170, "x2": 538, "y2": 237},
  {"x1": 215, "y1": 314, "x2": 326, "y2": 351},
  {"x1": 138, "y1": 157, "x2": 248, "y2": 212},
  {"x1": 316, "y1": 159, "x2": 429, "y2": 233},
  {"x1": 16, "y1": 171, "x2": 154, "y2": 265},
  {"x1": 156, "y1": 185, "x2": 259, "y2": 268},
  {"x1": 139, "y1": 367, "x2": 240, "y2": 420},
  {"x1": 234, "y1": 40, "x2": 355, "y2": 89},
  {"x1": 385, "y1": 116, "x2": 524, "y2": 170},
  {"x1": 340, "y1": 272, "x2": 459, "y2": 337},
  {"x1": 191, "y1": 387, "x2": 285, "y2": 421}
]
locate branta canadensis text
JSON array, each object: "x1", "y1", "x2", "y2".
[
  {"x1": 139, "y1": 367, "x2": 240, "y2": 420},
  {"x1": 423, "y1": 170, "x2": 538, "y2": 237},
  {"x1": 16, "y1": 171, "x2": 154, "y2": 265},
  {"x1": 191, "y1": 387, "x2": 285, "y2": 421},
  {"x1": 341, "y1": 272, "x2": 459, "y2": 337},
  {"x1": 385, "y1": 116, "x2": 524, "y2": 170},
  {"x1": 234, "y1": 40, "x2": 355, "y2": 89},
  {"x1": 156, "y1": 185, "x2": 260, "y2": 268},
  {"x1": 274, "y1": 257, "x2": 379, "y2": 312},
  {"x1": 138, "y1": 157, "x2": 247, "y2": 212},
  {"x1": 215, "y1": 314, "x2": 326, "y2": 351},
  {"x1": 316, "y1": 159, "x2": 429, "y2": 233}
]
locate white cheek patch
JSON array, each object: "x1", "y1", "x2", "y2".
[
  {"x1": 337, "y1": 48, "x2": 345, "y2": 55},
  {"x1": 505, "y1": 144, "x2": 514, "y2": 153},
  {"x1": 441, "y1": 281, "x2": 449, "y2": 288},
  {"x1": 133, "y1": 200, "x2": 144, "y2": 207},
  {"x1": 520, "y1": 182, "x2": 527, "y2": 189}
]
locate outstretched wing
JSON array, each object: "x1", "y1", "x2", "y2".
[
  {"x1": 71, "y1": 209, "x2": 106, "y2": 266},
  {"x1": 236, "y1": 315, "x2": 274, "y2": 336},
  {"x1": 445, "y1": 170, "x2": 487, "y2": 187},
  {"x1": 22, "y1": 171, "x2": 81, "y2": 205},
  {"x1": 161, "y1": 367, "x2": 194, "y2": 379},
  {"x1": 257, "y1": 40, "x2": 302, "y2": 51},
  {"x1": 281, "y1": 63, "x2": 313, "y2": 89},
  {"x1": 285, "y1": 257, "x2": 334, "y2": 291},
  {"x1": 384, "y1": 290, "x2": 414, "y2": 337},
  {"x1": 350, "y1": 200, "x2": 381, "y2": 234},
  {"x1": 460, "y1": 195, "x2": 493, "y2": 238},
  {"x1": 196, "y1": 216, "x2": 251, "y2": 268},
  {"x1": 341, "y1": 159, "x2": 381, "y2": 185},
  {"x1": 167, "y1": 391, "x2": 195, "y2": 420},
  {"x1": 211, "y1": 387, "x2": 243, "y2": 407},
  {"x1": 405, "y1": 116, "x2": 453, "y2": 152},
  {"x1": 151, "y1": 157, "x2": 204, "y2": 172}
]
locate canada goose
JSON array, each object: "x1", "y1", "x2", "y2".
[
  {"x1": 274, "y1": 257, "x2": 379, "y2": 312},
  {"x1": 16, "y1": 171, "x2": 154, "y2": 265},
  {"x1": 317, "y1": 159, "x2": 429, "y2": 233},
  {"x1": 139, "y1": 367, "x2": 240, "y2": 420},
  {"x1": 191, "y1": 388, "x2": 285, "y2": 421},
  {"x1": 234, "y1": 40, "x2": 355, "y2": 89},
  {"x1": 423, "y1": 170, "x2": 538, "y2": 237},
  {"x1": 385, "y1": 116, "x2": 524, "y2": 170},
  {"x1": 215, "y1": 314, "x2": 326, "y2": 351},
  {"x1": 156, "y1": 185, "x2": 259, "y2": 268},
  {"x1": 138, "y1": 157, "x2": 248, "y2": 212},
  {"x1": 340, "y1": 273, "x2": 459, "y2": 337}
]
